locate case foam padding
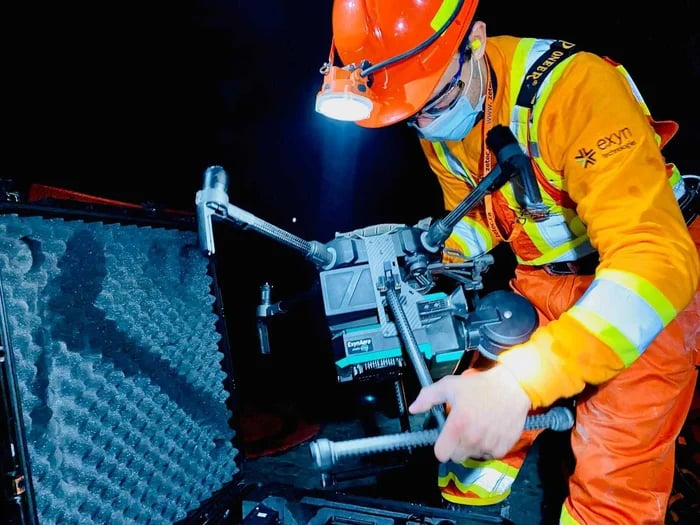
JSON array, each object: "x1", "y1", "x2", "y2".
[{"x1": 0, "y1": 214, "x2": 238, "y2": 524}]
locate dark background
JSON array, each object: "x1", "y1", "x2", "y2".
[{"x1": 10, "y1": 1, "x2": 700, "y2": 418}]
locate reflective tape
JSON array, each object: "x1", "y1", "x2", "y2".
[
  {"x1": 451, "y1": 216, "x2": 493, "y2": 256},
  {"x1": 438, "y1": 459, "x2": 518, "y2": 497},
  {"x1": 568, "y1": 269, "x2": 676, "y2": 365}
]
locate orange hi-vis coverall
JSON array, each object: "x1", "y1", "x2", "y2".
[{"x1": 419, "y1": 36, "x2": 700, "y2": 524}]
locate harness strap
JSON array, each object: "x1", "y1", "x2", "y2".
[{"x1": 516, "y1": 40, "x2": 578, "y2": 109}]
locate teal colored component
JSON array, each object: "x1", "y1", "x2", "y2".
[
  {"x1": 336, "y1": 342, "x2": 436, "y2": 368},
  {"x1": 336, "y1": 348, "x2": 402, "y2": 368},
  {"x1": 435, "y1": 350, "x2": 465, "y2": 363},
  {"x1": 422, "y1": 292, "x2": 447, "y2": 300},
  {"x1": 345, "y1": 323, "x2": 381, "y2": 333}
]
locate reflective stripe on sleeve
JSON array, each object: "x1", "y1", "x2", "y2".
[
  {"x1": 438, "y1": 459, "x2": 518, "y2": 498},
  {"x1": 568, "y1": 269, "x2": 677, "y2": 365},
  {"x1": 450, "y1": 216, "x2": 493, "y2": 256}
]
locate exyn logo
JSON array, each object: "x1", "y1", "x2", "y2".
[{"x1": 575, "y1": 148, "x2": 596, "y2": 168}]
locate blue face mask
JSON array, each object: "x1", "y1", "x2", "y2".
[{"x1": 410, "y1": 59, "x2": 485, "y2": 142}]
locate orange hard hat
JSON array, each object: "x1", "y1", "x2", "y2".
[{"x1": 330, "y1": 0, "x2": 480, "y2": 128}]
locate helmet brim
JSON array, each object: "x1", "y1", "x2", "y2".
[{"x1": 332, "y1": 0, "x2": 478, "y2": 128}]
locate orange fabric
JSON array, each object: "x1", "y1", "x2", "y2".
[
  {"x1": 677, "y1": 219, "x2": 700, "y2": 366},
  {"x1": 439, "y1": 429, "x2": 541, "y2": 503},
  {"x1": 420, "y1": 36, "x2": 700, "y2": 408},
  {"x1": 332, "y1": 0, "x2": 479, "y2": 128},
  {"x1": 419, "y1": 35, "x2": 700, "y2": 522},
  {"x1": 566, "y1": 317, "x2": 697, "y2": 524},
  {"x1": 515, "y1": 267, "x2": 697, "y2": 523},
  {"x1": 440, "y1": 259, "x2": 698, "y2": 519}
]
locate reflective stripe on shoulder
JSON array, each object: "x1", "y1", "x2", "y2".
[
  {"x1": 567, "y1": 269, "x2": 677, "y2": 365},
  {"x1": 511, "y1": 38, "x2": 577, "y2": 190}
]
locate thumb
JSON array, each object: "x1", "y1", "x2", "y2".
[{"x1": 408, "y1": 377, "x2": 453, "y2": 414}]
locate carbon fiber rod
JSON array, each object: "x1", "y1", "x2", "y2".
[
  {"x1": 310, "y1": 406, "x2": 574, "y2": 471},
  {"x1": 383, "y1": 277, "x2": 446, "y2": 428},
  {"x1": 196, "y1": 165, "x2": 335, "y2": 268}
]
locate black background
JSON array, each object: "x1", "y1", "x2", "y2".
[{"x1": 10, "y1": 1, "x2": 700, "y2": 417}]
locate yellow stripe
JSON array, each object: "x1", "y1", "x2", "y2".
[
  {"x1": 433, "y1": 142, "x2": 453, "y2": 177},
  {"x1": 471, "y1": 220, "x2": 494, "y2": 252},
  {"x1": 568, "y1": 305, "x2": 639, "y2": 366},
  {"x1": 438, "y1": 472, "x2": 512, "y2": 500},
  {"x1": 560, "y1": 504, "x2": 582, "y2": 525},
  {"x1": 462, "y1": 458, "x2": 519, "y2": 476},
  {"x1": 433, "y1": 142, "x2": 475, "y2": 185},
  {"x1": 448, "y1": 232, "x2": 469, "y2": 255},
  {"x1": 441, "y1": 487, "x2": 512, "y2": 506},
  {"x1": 567, "y1": 214, "x2": 588, "y2": 237},
  {"x1": 437, "y1": 459, "x2": 519, "y2": 499},
  {"x1": 598, "y1": 269, "x2": 677, "y2": 324},
  {"x1": 510, "y1": 39, "x2": 535, "y2": 149},
  {"x1": 431, "y1": 0, "x2": 459, "y2": 31},
  {"x1": 529, "y1": 53, "x2": 576, "y2": 155},
  {"x1": 515, "y1": 234, "x2": 591, "y2": 266},
  {"x1": 511, "y1": 39, "x2": 534, "y2": 102},
  {"x1": 529, "y1": 54, "x2": 576, "y2": 191},
  {"x1": 452, "y1": 216, "x2": 493, "y2": 255},
  {"x1": 669, "y1": 164, "x2": 682, "y2": 186}
]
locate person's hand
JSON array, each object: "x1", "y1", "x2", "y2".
[{"x1": 408, "y1": 365, "x2": 531, "y2": 463}]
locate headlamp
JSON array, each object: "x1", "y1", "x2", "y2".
[
  {"x1": 315, "y1": 59, "x2": 373, "y2": 122},
  {"x1": 316, "y1": 0, "x2": 470, "y2": 125}
]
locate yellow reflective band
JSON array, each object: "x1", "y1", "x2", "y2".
[
  {"x1": 567, "y1": 214, "x2": 588, "y2": 237},
  {"x1": 670, "y1": 165, "x2": 685, "y2": 200},
  {"x1": 511, "y1": 39, "x2": 535, "y2": 102},
  {"x1": 515, "y1": 234, "x2": 591, "y2": 266},
  {"x1": 510, "y1": 39, "x2": 535, "y2": 148},
  {"x1": 568, "y1": 305, "x2": 639, "y2": 366},
  {"x1": 461, "y1": 457, "x2": 519, "y2": 476},
  {"x1": 598, "y1": 269, "x2": 677, "y2": 325},
  {"x1": 433, "y1": 142, "x2": 476, "y2": 186},
  {"x1": 451, "y1": 216, "x2": 493, "y2": 256},
  {"x1": 526, "y1": 44, "x2": 576, "y2": 192},
  {"x1": 431, "y1": 0, "x2": 460, "y2": 32},
  {"x1": 520, "y1": 216, "x2": 579, "y2": 259},
  {"x1": 437, "y1": 459, "x2": 518, "y2": 497},
  {"x1": 529, "y1": 53, "x2": 576, "y2": 149},
  {"x1": 568, "y1": 269, "x2": 677, "y2": 366},
  {"x1": 441, "y1": 487, "x2": 512, "y2": 506},
  {"x1": 438, "y1": 470, "x2": 515, "y2": 499},
  {"x1": 670, "y1": 164, "x2": 682, "y2": 185},
  {"x1": 560, "y1": 504, "x2": 583, "y2": 525}
]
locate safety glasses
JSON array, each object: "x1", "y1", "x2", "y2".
[{"x1": 409, "y1": 49, "x2": 469, "y2": 125}]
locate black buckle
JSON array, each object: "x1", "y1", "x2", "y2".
[
  {"x1": 542, "y1": 261, "x2": 579, "y2": 276},
  {"x1": 542, "y1": 252, "x2": 599, "y2": 276},
  {"x1": 679, "y1": 175, "x2": 700, "y2": 226}
]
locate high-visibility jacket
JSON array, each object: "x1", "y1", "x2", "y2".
[{"x1": 419, "y1": 36, "x2": 700, "y2": 408}]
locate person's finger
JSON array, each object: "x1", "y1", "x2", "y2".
[
  {"x1": 408, "y1": 377, "x2": 454, "y2": 414},
  {"x1": 433, "y1": 411, "x2": 470, "y2": 463}
]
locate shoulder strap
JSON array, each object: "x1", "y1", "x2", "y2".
[{"x1": 516, "y1": 40, "x2": 578, "y2": 108}]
